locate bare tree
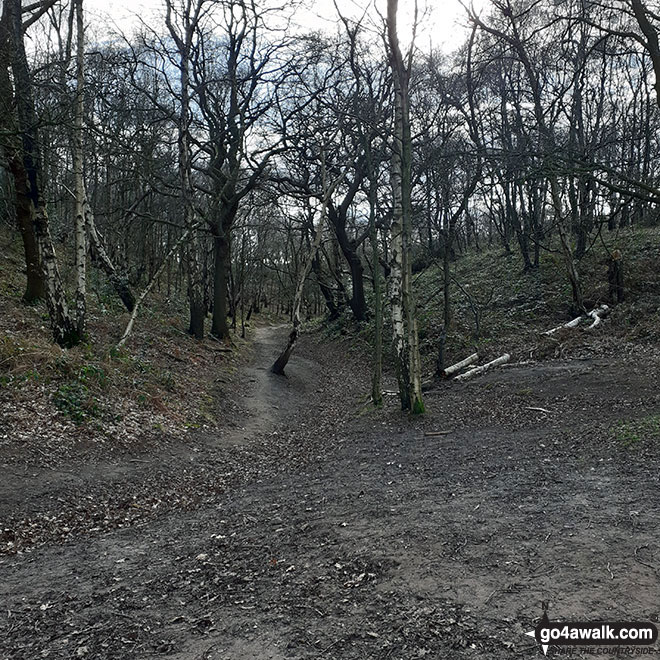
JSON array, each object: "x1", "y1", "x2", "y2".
[
  {"x1": 386, "y1": 0, "x2": 424, "y2": 413},
  {"x1": 4, "y1": 0, "x2": 80, "y2": 346}
]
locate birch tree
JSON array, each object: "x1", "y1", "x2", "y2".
[
  {"x1": 6, "y1": 0, "x2": 80, "y2": 346},
  {"x1": 73, "y1": 0, "x2": 88, "y2": 337},
  {"x1": 385, "y1": 0, "x2": 424, "y2": 413}
]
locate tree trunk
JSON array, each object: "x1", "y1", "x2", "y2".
[
  {"x1": 211, "y1": 230, "x2": 231, "y2": 341},
  {"x1": 272, "y1": 148, "x2": 356, "y2": 374},
  {"x1": 166, "y1": 2, "x2": 206, "y2": 340},
  {"x1": 187, "y1": 233, "x2": 205, "y2": 339},
  {"x1": 436, "y1": 227, "x2": 452, "y2": 375},
  {"x1": 8, "y1": 154, "x2": 44, "y2": 303},
  {"x1": 9, "y1": 0, "x2": 78, "y2": 346},
  {"x1": 328, "y1": 204, "x2": 368, "y2": 322},
  {"x1": 630, "y1": 0, "x2": 660, "y2": 110},
  {"x1": 369, "y1": 196, "x2": 383, "y2": 407},
  {"x1": 73, "y1": 0, "x2": 87, "y2": 337},
  {"x1": 0, "y1": 20, "x2": 44, "y2": 304},
  {"x1": 387, "y1": 0, "x2": 424, "y2": 414},
  {"x1": 311, "y1": 252, "x2": 340, "y2": 320}
]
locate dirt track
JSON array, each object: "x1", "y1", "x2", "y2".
[{"x1": 2, "y1": 326, "x2": 660, "y2": 659}]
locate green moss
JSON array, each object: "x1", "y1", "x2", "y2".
[
  {"x1": 612, "y1": 414, "x2": 660, "y2": 448},
  {"x1": 411, "y1": 397, "x2": 426, "y2": 415}
]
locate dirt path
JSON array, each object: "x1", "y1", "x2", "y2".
[
  {"x1": 2, "y1": 327, "x2": 660, "y2": 659},
  {"x1": 216, "y1": 325, "x2": 321, "y2": 445}
]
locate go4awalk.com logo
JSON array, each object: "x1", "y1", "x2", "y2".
[{"x1": 526, "y1": 611, "x2": 659, "y2": 655}]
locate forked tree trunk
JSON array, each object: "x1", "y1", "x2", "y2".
[{"x1": 549, "y1": 177, "x2": 585, "y2": 312}]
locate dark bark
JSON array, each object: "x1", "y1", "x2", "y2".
[
  {"x1": 7, "y1": 0, "x2": 78, "y2": 346},
  {"x1": 0, "y1": 21, "x2": 43, "y2": 304},
  {"x1": 327, "y1": 196, "x2": 368, "y2": 323},
  {"x1": 188, "y1": 298, "x2": 206, "y2": 339},
  {"x1": 211, "y1": 230, "x2": 231, "y2": 341},
  {"x1": 608, "y1": 251, "x2": 625, "y2": 303},
  {"x1": 9, "y1": 153, "x2": 44, "y2": 303},
  {"x1": 311, "y1": 253, "x2": 340, "y2": 320},
  {"x1": 271, "y1": 327, "x2": 297, "y2": 375}
]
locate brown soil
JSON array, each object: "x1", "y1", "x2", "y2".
[{"x1": 1, "y1": 325, "x2": 659, "y2": 659}]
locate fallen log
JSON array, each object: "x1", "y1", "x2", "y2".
[
  {"x1": 543, "y1": 304, "x2": 610, "y2": 335},
  {"x1": 543, "y1": 315, "x2": 583, "y2": 335},
  {"x1": 442, "y1": 353, "x2": 479, "y2": 378},
  {"x1": 587, "y1": 304, "x2": 610, "y2": 330},
  {"x1": 454, "y1": 353, "x2": 510, "y2": 382}
]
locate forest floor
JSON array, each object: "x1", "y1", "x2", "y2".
[{"x1": 2, "y1": 323, "x2": 660, "y2": 659}]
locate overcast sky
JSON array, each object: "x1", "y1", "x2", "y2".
[{"x1": 83, "y1": 0, "x2": 479, "y2": 53}]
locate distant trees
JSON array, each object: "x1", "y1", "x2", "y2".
[{"x1": 1, "y1": 0, "x2": 659, "y2": 409}]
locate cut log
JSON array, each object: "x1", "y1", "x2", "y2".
[
  {"x1": 442, "y1": 353, "x2": 479, "y2": 378},
  {"x1": 454, "y1": 353, "x2": 510, "y2": 382},
  {"x1": 543, "y1": 304, "x2": 610, "y2": 335},
  {"x1": 587, "y1": 304, "x2": 610, "y2": 330},
  {"x1": 543, "y1": 315, "x2": 583, "y2": 335}
]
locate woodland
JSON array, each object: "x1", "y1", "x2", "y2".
[{"x1": 1, "y1": 0, "x2": 660, "y2": 658}]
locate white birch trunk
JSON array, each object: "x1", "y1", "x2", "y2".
[
  {"x1": 387, "y1": 0, "x2": 424, "y2": 413},
  {"x1": 455, "y1": 354, "x2": 511, "y2": 382},
  {"x1": 387, "y1": 143, "x2": 409, "y2": 406},
  {"x1": 543, "y1": 304, "x2": 610, "y2": 335},
  {"x1": 587, "y1": 304, "x2": 610, "y2": 329},
  {"x1": 443, "y1": 353, "x2": 479, "y2": 377},
  {"x1": 73, "y1": 0, "x2": 87, "y2": 337},
  {"x1": 543, "y1": 315, "x2": 584, "y2": 335}
]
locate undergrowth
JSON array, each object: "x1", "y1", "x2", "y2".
[
  {"x1": 0, "y1": 227, "x2": 257, "y2": 448},
  {"x1": 329, "y1": 225, "x2": 660, "y2": 376}
]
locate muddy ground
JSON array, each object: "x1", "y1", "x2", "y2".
[{"x1": 1, "y1": 325, "x2": 659, "y2": 659}]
